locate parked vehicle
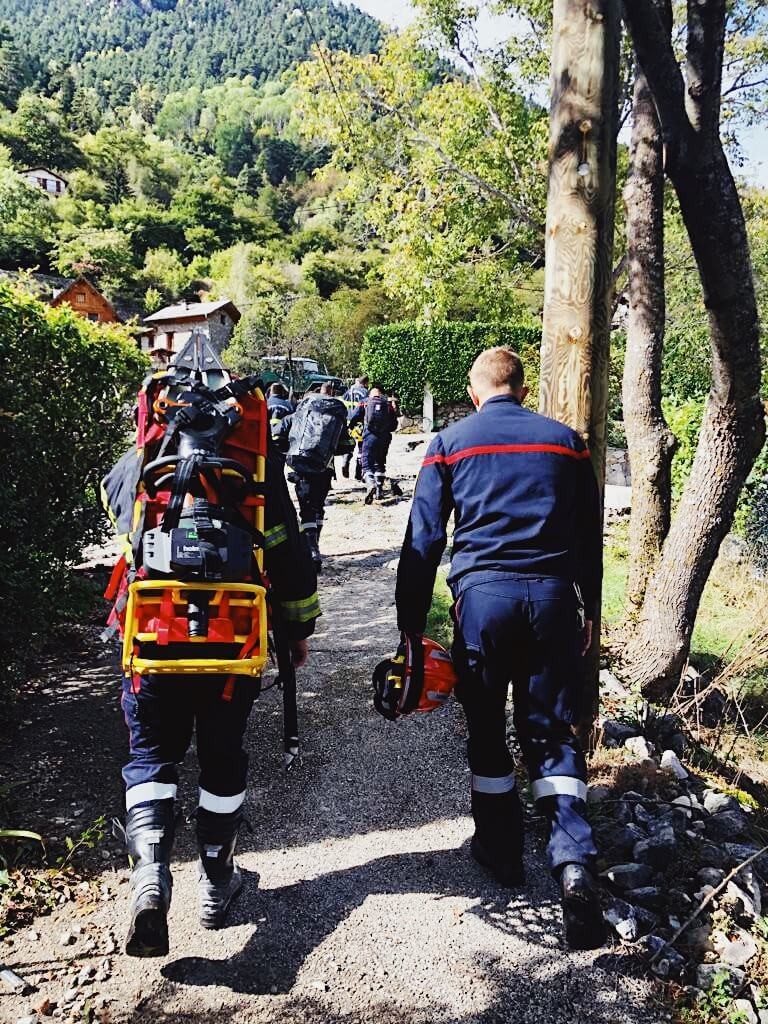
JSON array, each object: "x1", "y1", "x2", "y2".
[{"x1": 258, "y1": 356, "x2": 343, "y2": 396}]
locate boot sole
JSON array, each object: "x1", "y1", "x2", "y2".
[
  {"x1": 562, "y1": 893, "x2": 607, "y2": 950},
  {"x1": 125, "y1": 906, "x2": 169, "y2": 958},
  {"x1": 200, "y1": 873, "x2": 244, "y2": 930}
]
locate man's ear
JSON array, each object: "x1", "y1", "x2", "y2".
[
  {"x1": 519, "y1": 385, "x2": 530, "y2": 404},
  {"x1": 467, "y1": 386, "x2": 480, "y2": 409}
]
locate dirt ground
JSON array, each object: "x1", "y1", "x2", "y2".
[{"x1": 1, "y1": 436, "x2": 664, "y2": 1024}]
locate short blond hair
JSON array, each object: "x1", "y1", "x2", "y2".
[{"x1": 469, "y1": 346, "x2": 525, "y2": 392}]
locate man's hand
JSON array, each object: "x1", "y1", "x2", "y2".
[
  {"x1": 292, "y1": 639, "x2": 309, "y2": 668},
  {"x1": 581, "y1": 620, "x2": 593, "y2": 656}
]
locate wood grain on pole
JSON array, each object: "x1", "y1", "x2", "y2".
[{"x1": 540, "y1": 0, "x2": 620, "y2": 731}]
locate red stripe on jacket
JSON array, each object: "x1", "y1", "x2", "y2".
[{"x1": 422, "y1": 443, "x2": 592, "y2": 468}]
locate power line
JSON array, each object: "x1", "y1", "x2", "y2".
[{"x1": 295, "y1": 0, "x2": 355, "y2": 140}]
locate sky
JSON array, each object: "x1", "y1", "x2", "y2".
[{"x1": 344, "y1": 0, "x2": 768, "y2": 187}]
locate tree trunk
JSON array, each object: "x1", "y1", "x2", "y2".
[
  {"x1": 539, "y1": 0, "x2": 621, "y2": 731},
  {"x1": 622, "y1": 0, "x2": 765, "y2": 697},
  {"x1": 622, "y1": 67, "x2": 676, "y2": 610}
]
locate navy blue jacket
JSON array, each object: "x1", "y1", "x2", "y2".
[{"x1": 396, "y1": 395, "x2": 602, "y2": 634}]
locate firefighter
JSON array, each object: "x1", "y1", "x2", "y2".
[
  {"x1": 289, "y1": 382, "x2": 347, "y2": 572},
  {"x1": 120, "y1": 446, "x2": 320, "y2": 957},
  {"x1": 341, "y1": 375, "x2": 369, "y2": 480},
  {"x1": 395, "y1": 346, "x2": 606, "y2": 950},
  {"x1": 267, "y1": 382, "x2": 295, "y2": 459},
  {"x1": 349, "y1": 385, "x2": 401, "y2": 504}
]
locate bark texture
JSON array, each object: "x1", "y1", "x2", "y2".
[
  {"x1": 622, "y1": 64, "x2": 676, "y2": 610},
  {"x1": 622, "y1": 0, "x2": 765, "y2": 697},
  {"x1": 539, "y1": 0, "x2": 621, "y2": 731}
]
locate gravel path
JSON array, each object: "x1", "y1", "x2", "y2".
[{"x1": 1, "y1": 436, "x2": 662, "y2": 1024}]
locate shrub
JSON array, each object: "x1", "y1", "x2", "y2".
[
  {"x1": 0, "y1": 284, "x2": 147, "y2": 691},
  {"x1": 360, "y1": 321, "x2": 542, "y2": 413}
]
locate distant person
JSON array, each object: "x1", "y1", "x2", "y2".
[
  {"x1": 350, "y1": 384, "x2": 401, "y2": 504},
  {"x1": 267, "y1": 382, "x2": 295, "y2": 459},
  {"x1": 395, "y1": 346, "x2": 605, "y2": 950},
  {"x1": 287, "y1": 382, "x2": 348, "y2": 571},
  {"x1": 341, "y1": 376, "x2": 369, "y2": 480}
]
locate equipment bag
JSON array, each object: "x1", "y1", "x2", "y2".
[
  {"x1": 364, "y1": 395, "x2": 392, "y2": 437},
  {"x1": 286, "y1": 395, "x2": 347, "y2": 474},
  {"x1": 101, "y1": 333, "x2": 269, "y2": 681}
]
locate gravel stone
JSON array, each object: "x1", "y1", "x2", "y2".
[
  {"x1": 696, "y1": 963, "x2": 746, "y2": 993},
  {"x1": 632, "y1": 827, "x2": 676, "y2": 870},
  {"x1": 601, "y1": 863, "x2": 654, "y2": 889},
  {"x1": 624, "y1": 736, "x2": 653, "y2": 760},
  {"x1": 703, "y1": 790, "x2": 741, "y2": 815},
  {"x1": 660, "y1": 750, "x2": 688, "y2": 780},
  {"x1": 732, "y1": 1000, "x2": 758, "y2": 1024},
  {"x1": 714, "y1": 927, "x2": 759, "y2": 968},
  {"x1": 625, "y1": 886, "x2": 664, "y2": 910},
  {"x1": 602, "y1": 719, "x2": 639, "y2": 746},
  {"x1": 696, "y1": 867, "x2": 725, "y2": 888},
  {"x1": 604, "y1": 898, "x2": 639, "y2": 942},
  {"x1": 705, "y1": 809, "x2": 751, "y2": 840}
]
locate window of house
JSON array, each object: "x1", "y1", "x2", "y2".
[
  {"x1": 220, "y1": 315, "x2": 226, "y2": 324},
  {"x1": 55, "y1": 180, "x2": 62, "y2": 193},
  {"x1": 75, "y1": 293, "x2": 86, "y2": 304},
  {"x1": 88, "y1": 313, "x2": 99, "y2": 322},
  {"x1": 166, "y1": 332, "x2": 174, "y2": 349},
  {"x1": 37, "y1": 177, "x2": 46, "y2": 188}
]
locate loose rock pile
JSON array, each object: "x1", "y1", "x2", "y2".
[{"x1": 593, "y1": 677, "x2": 768, "y2": 1020}]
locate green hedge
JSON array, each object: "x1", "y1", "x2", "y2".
[
  {"x1": 0, "y1": 284, "x2": 147, "y2": 691},
  {"x1": 360, "y1": 321, "x2": 543, "y2": 413}
]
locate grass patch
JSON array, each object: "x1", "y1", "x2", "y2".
[
  {"x1": 426, "y1": 569, "x2": 453, "y2": 648},
  {"x1": 604, "y1": 519, "x2": 768, "y2": 677}
]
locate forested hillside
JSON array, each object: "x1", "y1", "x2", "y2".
[{"x1": 0, "y1": 0, "x2": 381, "y2": 105}]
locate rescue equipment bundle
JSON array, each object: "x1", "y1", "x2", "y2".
[
  {"x1": 286, "y1": 395, "x2": 348, "y2": 474},
  {"x1": 102, "y1": 332, "x2": 269, "y2": 682},
  {"x1": 372, "y1": 633, "x2": 458, "y2": 721}
]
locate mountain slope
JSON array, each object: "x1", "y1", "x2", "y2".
[{"x1": 0, "y1": 0, "x2": 382, "y2": 102}]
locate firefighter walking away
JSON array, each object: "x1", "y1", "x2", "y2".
[
  {"x1": 394, "y1": 346, "x2": 606, "y2": 950},
  {"x1": 102, "y1": 336, "x2": 320, "y2": 957}
]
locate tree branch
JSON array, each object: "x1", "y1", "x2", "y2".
[
  {"x1": 622, "y1": 0, "x2": 691, "y2": 172},
  {"x1": 360, "y1": 89, "x2": 543, "y2": 231},
  {"x1": 685, "y1": 0, "x2": 726, "y2": 145}
]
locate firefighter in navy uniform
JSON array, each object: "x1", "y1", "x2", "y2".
[
  {"x1": 267, "y1": 382, "x2": 295, "y2": 460},
  {"x1": 349, "y1": 385, "x2": 401, "y2": 504},
  {"x1": 395, "y1": 346, "x2": 606, "y2": 950},
  {"x1": 119, "y1": 445, "x2": 320, "y2": 957},
  {"x1": 341, "y1": 376, "x2": 369, "y2": 480}
]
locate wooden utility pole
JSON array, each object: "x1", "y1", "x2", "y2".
[{"x1": 539, "y1": 0, "x2": 620, "y2": 732}]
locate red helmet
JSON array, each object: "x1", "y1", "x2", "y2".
[{"x1": 373, "y1": 633, "x2": 458, "y2": 721}]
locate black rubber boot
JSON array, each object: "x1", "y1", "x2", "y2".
[
  {"x1": 197, "y1": 807, "x2": 244, "y2": 930},
  {"x1": 559, "y1": 863, "x2": 606, "y2": 949},
  {"x1": 304, "y1": 527, "x2": 322, "y2": 573},
  {"x1": 364, "y1": 472, "x2": 376, "y2": 505},
  {"x1": 390, "y1": 480, "x2": 403, "y2": 497},
  {"x1": 470, "y1": 789, "x2": 525, "y2": 888},
  {"x1": 374, "y1": 472, "x2": 386, "y2": 500},
  {"x1": 124, "y1": 799, "x2": 175, "y2": 958}
]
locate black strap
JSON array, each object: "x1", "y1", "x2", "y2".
[{"x1": 161, "y1": 456, "x2": 200, "y2": 533}]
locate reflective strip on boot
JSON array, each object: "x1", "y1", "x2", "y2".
[
  {"x1": 126, "y1": 782, "x2": 177, "y2": 811},
  {"x1": 530, "y1": 776, "x2": 588, "y2": 802},
  {"x1": 199, "y1": 789, "x2": 245, "y2": 814},
  {"x1": 472, "y1": 773, "x2": 516, "y2": 794}
]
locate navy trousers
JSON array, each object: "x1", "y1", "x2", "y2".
[
  {"x1": 451, "y1": 574, "x2": 597, "y2": 873},
  {"x1": 362, "y1": 433, "x2": 391, "y2": 481},
  {"x1": 121, "y1": 675, "x2": 256, "y2": 814},
  {"x1": 294, "y1": 469, "x2": 333, "y2": 534}
]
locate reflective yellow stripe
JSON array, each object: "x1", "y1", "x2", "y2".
[
  {"x1": 264, "y1": 523, "x2": 289, "y2": 550},
  {"x1": 280, "y1": 593, "x2": 321, "y2": 623}
]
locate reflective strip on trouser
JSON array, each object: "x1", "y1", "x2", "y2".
[
  {"x1": 300, "y1": 522, "x2": 318, "y2": 532},
  {"x1": 126, "y1": 781, "x2": 177, "y2": 811},
  {"x1": 452, "y1": 576, "x2": 598, "y2": 873},
  {"x1": 472, "y1": 773, "x2": 516, "y2": 794},
  {"x1": 121, "y1": 675, "x2": 256, "y2": 815},
  {"x1": 531, "y1": 776, "x2": 588, "y2": 802},
  {"x1": 199, "y1": 788, "x2": 246, "y2": 814}
]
